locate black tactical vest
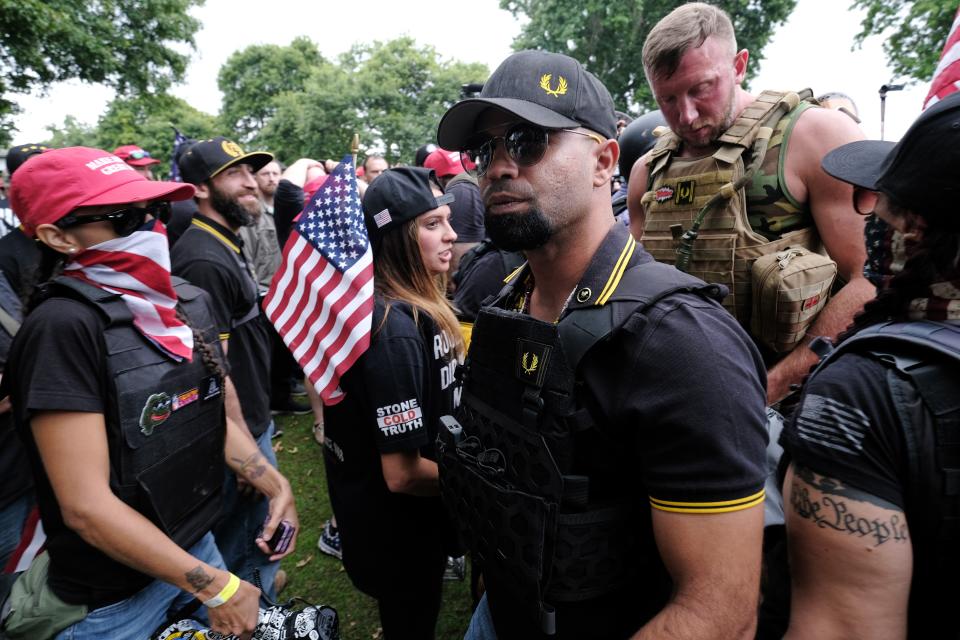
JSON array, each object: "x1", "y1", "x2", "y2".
[
  {"x1": 438, "y1": 261, "x2": 722, "y2": 635},
  {"x1": 52, "y1": 276, "x2": 226, "y2": 550},
  {"x1": 809, "y1": 321, "x2": 960, "y2": 637}
]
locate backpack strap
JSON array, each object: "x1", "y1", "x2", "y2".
[{"x1": 51, "y1": 276, "x2": 133, "y2": 325}]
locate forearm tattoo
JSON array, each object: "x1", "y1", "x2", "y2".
[
  {"x1": 790, "y1": 465, "x2": 909, "y2": 547},
  {"x1": 231, "y1": 452, "x2": 267, "y2": 480},
  {"x1": 186, "y1": 565, "x2": 215, "y2": 593}
]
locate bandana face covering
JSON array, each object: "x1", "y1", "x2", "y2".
[
  {"x1": 62, "y1": 219, "x2": 194, "y2": 361},
  {"x1": 863, "y1": 213, "x2": 960, "y2": 321}
]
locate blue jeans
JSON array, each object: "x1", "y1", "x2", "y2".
[
  {"x1": 55, "y1": 533, "x2": 223, "y2": 640},
  {"x1": 464, "y1": 594, "x2": 498, "y2": 640},
  {"x1": 213, "y1": 421, "x2": 280, "y2": 600},
  {"x1": 0, "y1": 492, "x2": 34, "y2": 569}
]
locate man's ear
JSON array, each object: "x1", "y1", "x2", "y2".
[
  {"x1": 194, "y1": 181, "x2": 211, "y2": 201},
  {"x1": 35, "y1": 223, "x2": 80, "y2": 256},
  {"x1": 733, "y1": 48, "x2": 749, "y2": 85},
  {"x1": 593, "y1": 138, "x2": 620, "y2": 188}
]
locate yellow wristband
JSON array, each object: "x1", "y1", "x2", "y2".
[{"x1": 203, "y1": 573, "x2": 240, "y2": 608}]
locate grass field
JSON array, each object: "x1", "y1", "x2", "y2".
[{"x1": 272, "y1": 413, "x2": 474, "y2": 639}]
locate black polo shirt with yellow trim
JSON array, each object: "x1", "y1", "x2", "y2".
[
  {"x1": 484, "y1": 223, "x2": 768, "y2": 639},
  {"x1": 171, "y1": 214, "x2": 272, "y2": 437},
  {"x1": 501, "y1": 223, "x2": 768, "y2": 513}
]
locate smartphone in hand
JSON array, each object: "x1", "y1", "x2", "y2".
[{"x1": 263, "y1": 520, "x2": 296, "y2": 554}]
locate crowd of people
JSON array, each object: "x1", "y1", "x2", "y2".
[{"x1": 0, "y1": 3, "x2": 958, "y2": 639}]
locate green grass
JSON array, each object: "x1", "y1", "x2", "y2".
[{"x1": 272, "y1": 413, "x2": 474, "y2": 639}]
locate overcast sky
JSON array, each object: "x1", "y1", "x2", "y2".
[{"x1": 10, "y1": 0, "x2": 932, "y2": 146}]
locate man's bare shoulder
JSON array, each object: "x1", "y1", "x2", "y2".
[{"x1": 790, "y1": 105, "x2": 865, "y2": 157}]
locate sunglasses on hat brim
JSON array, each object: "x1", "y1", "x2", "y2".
[{"x1": 460, "y1": 123, "x2": 604, "y2": 177}]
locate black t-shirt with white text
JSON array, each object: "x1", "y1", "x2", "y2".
[{"x1": 323, "y1": 297, "x2": 460, "y2": 597}]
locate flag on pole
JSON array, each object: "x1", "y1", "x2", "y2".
[
  {"x1": 924, "y1": 6, "x2": 960, "y2": 109},
  {"x1": 169, "y1": 128, "x2": 188, "y2": 181},
  {"x1": 263, "y1": 155, "x2": 374, "y2": 405}
]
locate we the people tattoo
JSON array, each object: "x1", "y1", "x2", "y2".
[
  {"x1": 231, "y1": 452, "x2": 267, "y2": 480},
  {"x1": 186, "y1": 565, "x2": 215, "y2": 593},
  {"x1": 790, "y1": 465, "x2": 909, "y2": 547}
]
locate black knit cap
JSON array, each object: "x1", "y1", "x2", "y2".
[
  {"x1": 822, "y1": 91, "x2": 960, "y2": 210},
  {"x1": 436, "y1": 50, "x2": 618, "y2": 150},
  {"x1": 361, "y1": 167, "x2": 454, "y2": 248}
]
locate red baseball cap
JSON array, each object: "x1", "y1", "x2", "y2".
[
  {"x1": 424, "y1": 148, "x2": 474, "y2": 177},
  {"x1": 114, "y1": 144, "x2": 162, "y2": 167},
  {"x1": 10, "y1": 147, "x2": 196, "y2": 237}
]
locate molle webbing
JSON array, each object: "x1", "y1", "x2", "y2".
[{"x1": 640, "y1": 90, "x2": 821, "y2": 325}]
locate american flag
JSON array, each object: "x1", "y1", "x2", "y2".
[
  {"x1": 925, "y1": 5, "x2": 960, "y2": 109},
  {"x1": 263, "y1": 156, "x2": 374, "y2": 405},
  {"x1": 170, "y1": 127, "x2": 188, "y2": 181}
]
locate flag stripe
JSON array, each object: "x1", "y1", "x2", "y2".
[
  {"x1": 924, "y1": 6, "x2": 960, "y2": 109},
  {"x1": 264, "y1": 155, "x2": 373, "y2": 406}
]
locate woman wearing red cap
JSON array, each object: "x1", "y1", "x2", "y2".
[
  {"x1": 322, "y1": 166, "x2": 462, "y2": 639},
  {"x1": 2, "y1": 147, "x2": 298, "y2": 640}
]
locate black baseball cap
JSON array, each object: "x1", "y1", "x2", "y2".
[
  {"x1": 361, "y1": 167, "x2": 454, "y2": 247},
  {"x1": 437, "y1": 50, "x2": 618, "y2": 150},
  {"x1": 414, "y1": 143, "x2": 438, "y2": 167},
  {"x1": 7, "y1": 143, "x2": 51, "y2": 176},
  {"x1": 177, "y1": 136, "x2": 273, "y2": 185},
  {"x1": 822, "y1": 91, "x2": 960, "y2": 209}
]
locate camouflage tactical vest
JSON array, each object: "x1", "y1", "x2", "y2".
[{"x1": 641, "y1": 90, "x2": 821, "y2": 326}]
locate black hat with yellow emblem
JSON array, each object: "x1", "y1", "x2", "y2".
[
  {"x1": 177, "y1": 136, "x2": 273, "y2": 185},
  {"x1": 437, "y1": 50, "x2": 617, "y2": 150}
]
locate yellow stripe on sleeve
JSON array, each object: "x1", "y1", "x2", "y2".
[{"x1": 649, "y1": 489, "x2": 765, "y2": 514}]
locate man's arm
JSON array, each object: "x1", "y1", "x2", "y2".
[
  {"x1": 783, "y1": 463, "x2": 911, "y2": 640},
  {"x1": 633, "y1": 505, "x2": 764, "y2": 639},
  {"x1": 626, "y1": 152, "x2": 653, "y2": 240},
  {"x1": 769, "y1": 108, "x2": 875, "y2": 402}
]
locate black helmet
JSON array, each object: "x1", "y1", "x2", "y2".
[{"x1": 618, "y1": 110, "x2": 667, "y2": 182}]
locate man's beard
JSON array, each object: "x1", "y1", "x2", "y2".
[
  {"x1": 210, "y1": 183, "x2": 257, "y2": 228},
  {"x1": 484, "y1": 206, "x2": 553, "y2": 252}
]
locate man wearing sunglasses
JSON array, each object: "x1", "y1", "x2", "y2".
[
  {"x1": 115, "y1": 144, "x2": 162, "y2": 180},
  {"x1": 436, "y1": 50, "x2": 768, "y2": 640}
]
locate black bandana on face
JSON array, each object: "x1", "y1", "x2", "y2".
[{"x1": 209, "y1": 182, "x2": 254, "y2": 228}]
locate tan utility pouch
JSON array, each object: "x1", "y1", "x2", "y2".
[{"x1": 751, "y1": 248, "x2": 837, "y2": 353}]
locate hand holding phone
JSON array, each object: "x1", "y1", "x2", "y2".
[{"x1": 263, "y1": 519, "x2": 296, "y2": 555}]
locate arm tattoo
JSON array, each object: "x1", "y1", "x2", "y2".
[
  {"x1": 790, "y1": 464, "x2": 909, "y2": 547},
  {"x1": 186, "y1": 565, "x2": 215, "y2": 593},
  {"x1": 231, "y1": 452, "x2": 267, "y2": 480}
]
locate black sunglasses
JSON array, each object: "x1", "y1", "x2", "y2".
[
  {"x1": 461, "y1": 123, "x2": 604, "y2": 177},
  {"x1": 56, "y1": 201, "x2": 171, "y2": 237}
]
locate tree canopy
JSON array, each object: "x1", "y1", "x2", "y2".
[
  {"x1": 499, "y1": 0, "x2": 796, "y2": 112},
  {"x1": 260, "y1": 37, "x2": 487, "y2": 165},
  {"x1": 218, "y1": 37, "x2": 325, "y2": 144},
  {"x1": 0, "y1": 0, "x2": 203, "y2": 147},
  {"x1": 852, "y1": 0, "x2": 957, "y2": 82},
  {"x1": 45, "y1": 93, "x2": 219, "y2": 179}
]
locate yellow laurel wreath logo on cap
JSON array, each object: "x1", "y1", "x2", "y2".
[
  {"x1": 221, "y1": 140, "x2": 243, "y2": 157},
  {"x1": 539, "y1": 74, "x2": 568, "y2": 98}
]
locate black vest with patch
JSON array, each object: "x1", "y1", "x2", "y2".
[
  {"x1": 438, "y1": 262, "x2": 722, "y2": 635},
  {"x1": 810, "y1": 321, "x2": 960, "y2": 637},
  {"x1": 52, "y1": 276, "x2": 226, "y2": 550}
]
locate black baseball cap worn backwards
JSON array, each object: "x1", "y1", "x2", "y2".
[
  {"x1": 436, "y1": 50, "x2": 618, "y2": 150},
  {"x1": 177, "y1": 136, "x2": 273, "y2": 185},
  {"x1": 821, "y1": 91, "x2": 960, "y2": 210},
  {"x1": 361, "y1": 167, "x2": 454, "y2": 247}
]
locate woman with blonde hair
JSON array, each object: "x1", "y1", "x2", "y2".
[{"x1": 321, "y1": 167, "x2": 462, "y2": 640}]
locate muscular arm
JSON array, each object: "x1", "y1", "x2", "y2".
[
  {"x1": 380, "y1": 450, "x2": 440, "y2": 496},
  {"x1": 783, "y1": 463, "x2": 911, "y2": 640},
  {"x1": 633, "y1": 505, "x2": 764, "y2": 639},
  {"x1": 32, "y1": 411, "x2": 259, "y2": 637},
  {"x1": 768, "y1": 108, "x2": 874, "y2": 402},
  {"x1": 626, "y1": 152, "x2": 653, "y2": 240}
]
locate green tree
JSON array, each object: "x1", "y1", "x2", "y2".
[
  {"x1": 218, "y1": 37, "x2": 325, "y2": 144},
  {"x1": 341, "y1": 37, "x2": 487, "y2": 164},
  {"x1": 499, "y1": 0, "x2": 796, "y2": 112},
  {"x1": 261, "y1": 37, "x2": 487, "y2": 165},
  {"x1": 44, "y1": 116, "x2": 99, "y2": 149},
  {"x1": 45, "y1": 93, "x2": 219, "y2": 179},
  {"x1": 852, "y1": 0, "x2": 956, "y2": 82},
  {"x1": 0, "y1": 0, "x2": 203, "y2": 147}
]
